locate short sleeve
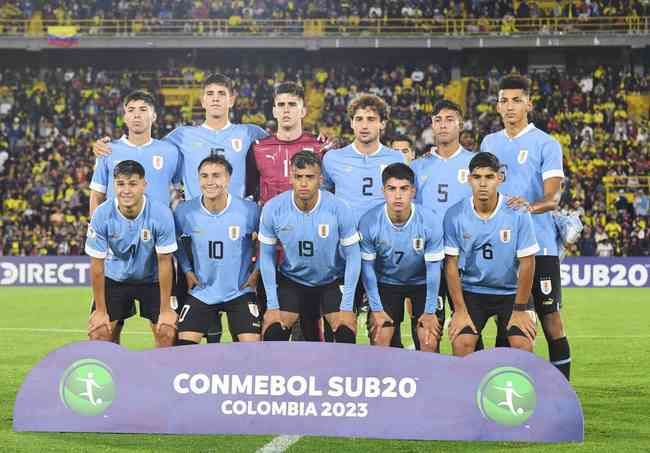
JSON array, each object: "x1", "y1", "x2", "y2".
[
  {"x1": 358, "y1": 216, "x2": 376, "y2": 261},
  {"x1": 541, "y1": 139, "x2": 564, "y2": 180},
  {"x1": 424, "y1": 215, "x2": 445, "y2": 262},
  {"x1": 258, "y1": 203, "x2": 277, "y2": 245},
  {"x1": 89, "y1": 156, "x2": 108, "y2": 193},
  {"x1": 247, "y1": 124, "x2": 269, "y2": 142},
  {"x1": 337, "y1": 201, "x2": 360, "y2": 247},
  {"x1": 443, "y1": 209, "x2": 460, "y2": 256},
  {"x1": 516, "y1": 212, "x2": 540, "y2": 258},
  {"x1": 155, "y1": 206, "x2": 178, "y2": 254},
  {"x1": 85, "y1": 209, "x2": 108, "y2": 258}
]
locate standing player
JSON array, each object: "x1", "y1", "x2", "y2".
[
  {"x1": 258, "y1": 151, "x2": 361, "y2": 343},
  {"x1": 85, "y1": 160, "x2": 178, "y2": 348},
  {"x1": 173, "y1": 154, "x2": 261, "y2": 345},
  {"x1": 410, "y1": 100, "x2": 476, "y2": 350},
  {"x1": 444, "y1": 152, "x2": 539, "y2": 356},
  {"x1": 359, "y1": 163, "x2": 445, "y2": 350},
  {"x1": 246, "y1": 81, "x2": 326, "y2": 342},
  {"x1": 480, "y1": 74, "x2": 571, "y2": 380},
  {"x1": 390, "y1": 135, "x2": 416, "y2": 164},
  {"x1": 89, "y1": 91, "x2": 180, "y2": 344}
]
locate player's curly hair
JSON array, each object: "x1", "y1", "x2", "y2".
[{"x1": 347, "y1": 93, "x2": 390, "y2": 122}]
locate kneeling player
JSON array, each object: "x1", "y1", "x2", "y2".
[
  {"x1": 444, "y1": 152, "x2": 539, "y2": 356},
  {"x1": 174, "y1": 154, "x2": 261, "y2": 345},
  {"x1": 359, "y1": 163, "x2": 444, "y2": 351},
  {"x1": 85, "y1": 160, "x2": 178, "y2": 348},
  {"x1": 259, "y1": 151, "x2": 361, "y2": 343}
]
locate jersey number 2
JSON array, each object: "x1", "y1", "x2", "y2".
[{"x1": 362, "y1": 177, "x2": 373, "y2": 196}]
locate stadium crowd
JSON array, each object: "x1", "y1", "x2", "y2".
[
  {"x1": 0, "y1": 63, "x2": 648, "y2": 257},
  {"x1": 1, "y1": 0, "x2": 649, "y2": 22}
]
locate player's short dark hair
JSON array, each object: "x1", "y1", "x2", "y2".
[
  {"x1": 390, "y1": 134, "x2": 413, "y2": 148},
  {"x1": 123, "y1": 90, "x2": 157, "y2": 111},
  {"x1": 469, "y1": 152, "x2": 501, "y2": 173},
  {"x1": 347, "y1": 93, "x2": 390, "y2": 122},
  {"x1": 202, "y1": 73, "x2": 234, "y2": 95},
  {"x1": 198, "y1": 152, "x2": 233, "y2": 175},
  {"x1": 274, "y1": 82, "x2": 305, "y2": 101},
  {"x1": 114, "y1": 160, "x2": 145, "y2": 179},
  {"x1": 432, "y1": 99, "x2": 463, "y2": 119},
  {"x1": 498, "y1": 74, "x2": 531, "y2": 96},
  {"x1": 290, "y1": 149, "x2": 322, "y2": 170},
  {"x1": 382, "y1": 163, "x2": 415, "y2": 186}
]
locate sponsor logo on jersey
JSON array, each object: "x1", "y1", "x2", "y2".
[
  {"x1": 87, "y1": 226, "x2": 96, "y2": 239},
  {"x1": 141, "y1": 228, "x2": 152, "y2": 242},
  {"x1": 542, "y1": 297, "x2": 554, "y2": 306},
  {"x1": 232, "y1": 138, "x2": 243, "y2": 152},
  {"x1": 458, "y1": 168, "x2": 469, "y2": 184},
  {"x1": 413, "y1": 237, "x2": 424, "y2": 251},
  {"x1": 540, "y1": 278, "x2": 552, "y2": 295},
  {"x1": 248, "y1": 303, "x2": 260, "y2": 318},
  {"x1": 500, "y1": 229, "x2": 512, "y2": 243},
  {"x1": 318, "y1": 224, "x2": 330, "y2": 238},
  {"x1": 228, "y1": 226, "x2": 240, "y2": 241},
  {"x1": 517, "y1": 149, "x2": 528, "y2": 164},
  {"x1": 152, "y1": 155, "x2": 164, "y2": 170}
]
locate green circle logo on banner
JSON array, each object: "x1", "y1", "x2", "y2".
[
  {"x1": 59, "y1": 358, "x2": 115, "y2": 416},
  {"x1": 476, "y1": 367, "x2": 536, "y2": 426}
]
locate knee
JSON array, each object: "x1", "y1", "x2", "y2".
[
  {"x1": 89, "y1": 329, "x2": 112, "y2": 342},
  {"x1": 508, "y1": 335, "x2": 533, "y2": 352},
  {"x1": 452, "y1": 335, "x2": 476, "y2": 356},
  {"x1": 334, "y1": 325, "x2": 356, "y2": 344}
]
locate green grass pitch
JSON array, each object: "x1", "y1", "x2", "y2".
[{"x1": 1, "y1": 287, "x2": 649, "y2": 452}]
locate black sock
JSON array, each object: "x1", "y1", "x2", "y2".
[
  {"x1": 175, "y1": 339, "x2": 198, "y2": 346},
  {"x1": 475, "y1": 335, "x2": 484, "y2": 351},
  {"x1": 549, "y1": 337, "x2": 571, "y2": 380}
]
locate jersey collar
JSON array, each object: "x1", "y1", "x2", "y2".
[
  {"x1": 114, "y1": 195, "x2": 147, "y2": 221},
  {"x1": 503, "y1": 123, "x2": 535, "y2": 140},
  {"x1": 470, "y1": 194, "x2": 502, "y2": 221},
  {"x1": 432, "y1": 145, "x2": 463, "y2": 160},
  {"x1": 201, "y1": 122, "x2": 232, "y2": 133},
  {"x1": 200, "y1": 193, "x2": 232, "y2": 216},
  {"x1": 384, "y1": 202, "x2": 415, "y2": 229},
  {"x1": 352, "y1": 142, "x2": 384, "y2": 157},
  {"x1": 120, "y1": 135, "x2": 154, "y2": 147},
  {"x1": 292, "y1": 190, "x2": 321, "y2": 214}
]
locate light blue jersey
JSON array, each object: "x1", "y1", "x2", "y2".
[
  {"x1": 258, "y1": 190, "x2": 361, "y2": 310},
  {"x1": 322, "y1": 143, "x2": 405, "y2": 222},
  {"x1": 480, "y1": 123, "x2": 564, "y2": 256},
  {"x1": 84, "y1": 197, "x2": 178, "y2": 283},
  {"x1": 443, "y1": 195, "x2": 539, "y2": 295},
  {"x1": 174, "y1": 194, "x2": 259, "y2": 305},
  {"x1": 412, "y1": 146, "x2": 474, "y2": 215},
  {"x1": 90, "y1": 137, "x2": 180, "y2": 206},
  {"x1": 165, "y1": 122, "x2": 267, "y2": 200},
  {"x1": 359, "y1": 203, "x2": 444, "y2": 313}
]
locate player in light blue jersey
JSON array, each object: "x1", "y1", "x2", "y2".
[
  {"x1": 322, "y1": 94, "x2": 405, "y2": 223},
  {"x1": 359, "y1": 163, "x2": 444, "y2": 351},
  {"x1": 89, "y1": 91, "x2": 180, "y2": 212},
  {"x1": 259, "y1": 151, "x2": 361, "y2": 343},
  {"x1": 174, "y1": 154, "x2": 261, "y2": 345},
  {"x1": 480, "y1": 74, "x2": 571, "y2": 380},
  {"x1": 444, "y1": 152, "x2": 539, "y2": 357},
  {"x1": 85, "y1": 160, "x2": 178, "y2": 348}
]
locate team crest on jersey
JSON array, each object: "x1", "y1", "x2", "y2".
[
  {"x1": 228, "y1": 226, "x2": 240, "y2": 241},
  {"x1": 152, "y1": 155, "x2": 164, "y2": 170},
  {"x1": 141, "y1": 228, "x2": 152, "y2": 242},
  {"x1": 87, "y1": 226, "x2": 96, "y2": 239},
  {"x1": 231, "y1": 138, "x2": 243, "y2": 152},
  {"x1": 540, "y1": 278, "x2": 553, "y2": 295},
  {"x1": 318, "y1": 224, "x2": 330, "y2": 238},
  {"x1": 499, "y1": 229, "x2": 512, "y2": 243},
  {"x1": 517, "y1": 149, "x2": 529, "y2": 164},
  {"x1": 248, "y1": 303, "x2": 260, "y2": 318},
  {"x1": 412, "y1": 237, "x2": 424, "y2": 252},
  {"x1": 458, "y1": 168, "x2": 469, "y2": 184}
]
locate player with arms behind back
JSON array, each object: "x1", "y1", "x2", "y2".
[
  {"x1": 85, "y1": 160, "x2": 178, "y2": 348},
  {"x1": 444, "y1": 152, "x2": 539, "y2": 356},
  {"x1": 481, "y1": 74, "x2": 571, "y2": 380}
]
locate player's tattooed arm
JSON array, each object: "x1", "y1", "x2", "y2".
[
  {"x1": 445, "y1": 255, "x2": 477, "y2": 343},
  {"x1": 92, "y1": 136, "x2": 112, "y2": 157}
]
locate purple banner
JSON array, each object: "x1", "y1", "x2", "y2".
[
  {"x1": 561, "y1": 257, "x2": 650, "y2": 288},
  {"x1": 0, "y1": 256, "x2": 90, "y2": 286},
  {"x1": 14, "y1": 341, "x2": 583, "y2": 443}
]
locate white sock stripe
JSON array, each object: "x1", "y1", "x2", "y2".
[{"x1": 551, "y1": 358, "x2": 572, "y2": 365}]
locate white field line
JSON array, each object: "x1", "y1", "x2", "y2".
[{"x1": 256, "y1": 434, "x2": 302, "y2": 453}]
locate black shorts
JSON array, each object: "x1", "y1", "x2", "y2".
[
  {"x1": 91, "y1": 277, "x2": 162, "y2": 323},
  {"x1": 277, "y1": 273, "x2": 343, "y2": 315},
  {"x1": 178, "y1": 293, "x2": 261, "y2": 336},
  {"x1": 437, "y1": 272, "x2": 449, "y2": 321},
  {"x1": 532, "y1": 255, "x2": 562, "y2": 316},
  {"x1": 377, "y1": 283, "x2": 443, "y2": 326},
  {"x1": 459, "y1": 291, "x2": 531, "y2": 337}
]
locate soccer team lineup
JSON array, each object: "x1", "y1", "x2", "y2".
[{"x1": 84, "y1": 72, "x2": 574, "y2": 381}]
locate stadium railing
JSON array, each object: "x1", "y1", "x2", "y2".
[{"x1": 2, "y1": 16, "x2": 649, "y2": 38}]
